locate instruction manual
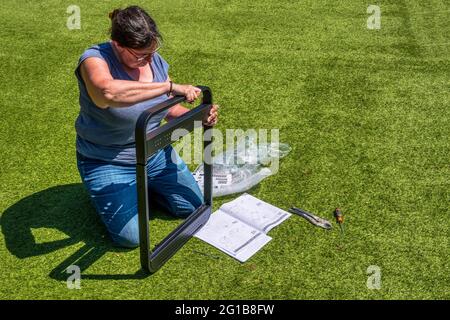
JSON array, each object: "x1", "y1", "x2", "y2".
[{"x1": 194, "y1": 193, "x2": 291, "y2": 262}]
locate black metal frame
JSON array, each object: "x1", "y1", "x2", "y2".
[{"x1": 135, "y1": 86, "x2": 213, "y2": 273}]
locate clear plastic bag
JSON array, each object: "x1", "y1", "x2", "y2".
[{"x1": 193, "y1": 135, "x2": 291, "y2": 197}]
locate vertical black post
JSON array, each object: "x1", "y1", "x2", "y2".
[
  {"x1": 201, "y1": 87, "x2": 213, "y2": 206},
  {"x1": 203, "y1": 126, "x2": 213, "y2": 206},
  {"x1": 136, "y1": 163, "x2": 150, "y2": 271}
]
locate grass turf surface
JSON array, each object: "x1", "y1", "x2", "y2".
[{"x1": 0, "y1": 0, "x2": 448, "y2": 299}]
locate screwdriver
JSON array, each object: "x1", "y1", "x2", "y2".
[{"x1": 333, "y1": 208, "x2": 345, "y2": 235}]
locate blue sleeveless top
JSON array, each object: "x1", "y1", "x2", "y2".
[{"x1": 74, "y1": 41, "x2": 170, "y2": 165}]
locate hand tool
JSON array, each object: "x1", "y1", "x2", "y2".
[
  {"x1": 289, "y1": 207, "x2": 332, "y2": 230},
  {"x1": 333, "y1": 208, "x2": 345, "y2": 235}
]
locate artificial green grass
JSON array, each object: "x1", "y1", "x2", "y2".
[{"x1": 0, "y1": 0, "x2": 448, "y2": 299}]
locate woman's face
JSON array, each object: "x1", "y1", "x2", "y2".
[{"x1": 112, "y1": 40, "x2": 158, "y2": 69}]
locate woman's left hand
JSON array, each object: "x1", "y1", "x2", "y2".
[{"x1": 203, "y1": 104, "x2": 219, "y2": 126}]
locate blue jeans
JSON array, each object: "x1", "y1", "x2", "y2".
[{"x1": 76, "y1": 146, "x2": 203, "y2": 248}]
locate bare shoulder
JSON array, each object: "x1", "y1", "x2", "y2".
[
  {"x1": 80, "y1": 57, "x2": 111, "y2": 79},
  {"x1": 79, "y1": 57, "x2": 112, "y2": 108}
]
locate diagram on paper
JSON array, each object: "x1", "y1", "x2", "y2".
[{"x1": 196, "y1": 212, "x2": 263, "y2": 255}]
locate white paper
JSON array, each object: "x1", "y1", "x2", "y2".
[
  {"x1": 194, "y1": 210, "x2": 272, "y2": 262},
  {"x1": 194, "y1": 194, "x2": 290, "y2": 262},
  {"x1": 221, "y1": 193, "x2": 291, "y2": 233}
]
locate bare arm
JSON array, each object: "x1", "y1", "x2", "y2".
[
  {"x1": 164, "y1": 76, "x2": 190, "y2": 121},
  {"x1": 165, "y1": 104, "x2": 190, "y2": 122},
  {"x1": 166, "y1": 103, "x2": 219, "y2": 126},
  {"x1": 79, "y1": 57, "x2": 170, "y2": 108}
]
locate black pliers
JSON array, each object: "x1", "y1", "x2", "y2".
[{"x1": 289, "y1": 207, "x2": 332, "y2": 230}]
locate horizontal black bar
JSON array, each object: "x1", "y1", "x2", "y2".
[
  {"x1": 135, "y1": 95, "x2": 185, "y2": 165},
  {"x1": 135, "y1": 86, "x2": 212, "y2": 165},
  {"x1": 144, "y1": 104, "x2": 211, "y2": 162}
]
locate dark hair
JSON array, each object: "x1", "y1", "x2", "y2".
[{"x1": 109, "y1": 6, "x2": 162, "y2": 49}]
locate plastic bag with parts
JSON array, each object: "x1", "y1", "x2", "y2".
[{"x1": 193, "y1": 135, "x2": 291, "y2": 197}]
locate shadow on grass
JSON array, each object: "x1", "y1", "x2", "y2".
[{"x1": 1, "y1": 183, "x2": 176, "y2": 281}]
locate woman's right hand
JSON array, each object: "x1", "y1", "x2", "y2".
[{"x1": 171, "y1": 83, "x2": 202, "y2": 103}]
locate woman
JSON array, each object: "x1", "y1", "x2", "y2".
[{"x1": 74, "y1": 6, "x2": 219, "y2": 248}]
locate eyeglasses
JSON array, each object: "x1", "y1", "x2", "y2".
[{"x1": 125, "y1": 42, "x2": 161, "y2": 62}]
